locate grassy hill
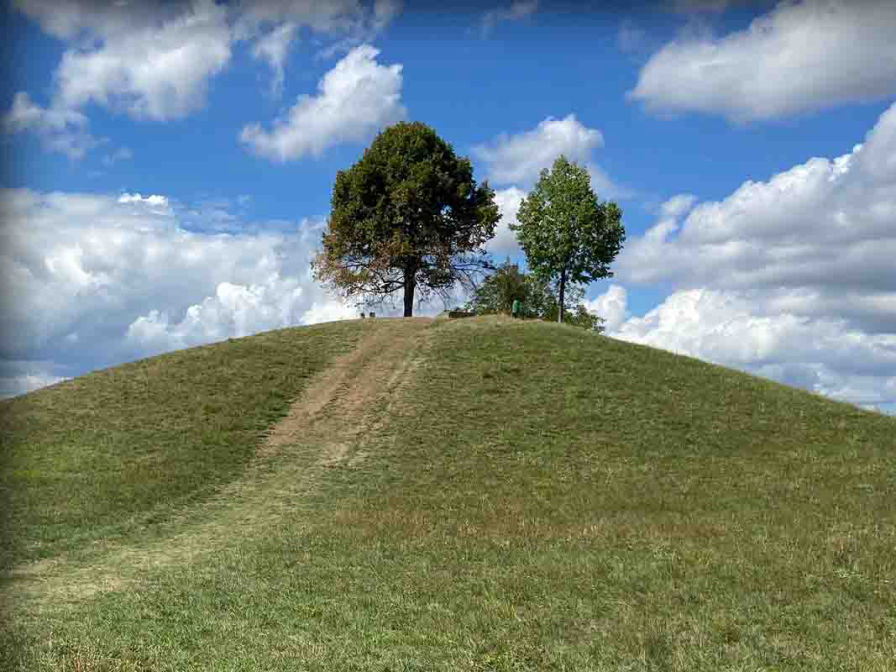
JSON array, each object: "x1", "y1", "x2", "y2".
[{"x1": 2, "y1": 315, "x2": 894, "y2": 670}]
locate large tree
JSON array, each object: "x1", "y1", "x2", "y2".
[
  {"x1": 513, "y1": 155, "x2": 625, "y2": 323},
  {"x1": 313, "y1": 122, "x2": 500, "y2": 317}
]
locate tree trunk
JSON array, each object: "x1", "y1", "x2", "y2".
[
  {"x1": 557, "y1": 266, "x2": 566, "y2": 324},
  {"x1": 403, "y1": 266, "x2": 416, "y2": 317}
]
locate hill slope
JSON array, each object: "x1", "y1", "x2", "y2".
[{"x1": 3, "y1": 316, "x2": 895, "y2": 670}]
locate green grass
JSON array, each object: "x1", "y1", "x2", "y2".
[
  {"x1": 3, "y1": 316, "x2": 895, "y2": 670},
  {"x1": 0, "y1": 320, "x2": 361, "y2": 569}
]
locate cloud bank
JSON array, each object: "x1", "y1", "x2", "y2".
[
  {"x1": 601, "y1": 102, "x2": 896, "y2": 411},
  {"x1": 630, "y1": 0, "x2": 896, "y2": 122},
  {"x1": 6, "y1": 0, "x2": 400, "y2": 157},
  {"x1": 0, "y1": 188, "x2": 357, "y2": 396}
]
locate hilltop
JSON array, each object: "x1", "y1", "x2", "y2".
[{"x1": 2, "y1": 316, "x2": 895, "y2": 670}]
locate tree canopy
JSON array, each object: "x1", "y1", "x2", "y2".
[
  {"x1": 313, "y1": 122, "x2": 500, "y2": 316},
  {"x1": 465, "y1": 260, "x2": 605, "y2": 332},
  {"x1": 513, "y1": 155, "x2": 625, "y2": 323}
]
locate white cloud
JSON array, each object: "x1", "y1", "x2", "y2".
[
  {"x1": 2, "y1": 92, "x2": 97, "y2": 159},
  {"x1": 0, "y1": 188, "x2": 355, "y2": 395},
  {"x1": 54, "y1": 0, "x2": 232, "y2": 120},
  {"x1": 117, "y1": 192, "x2": 170, "y2": 209},
  {"x1": 12, "y1": 0, "x2": 170, "y2": 41},
  {"x1": 660, "y1": 193, "x2": 698, "y2": 218},
  {"x1": 480, "y1": 0, "x2": 537, "y2": 37},
  {"x1": 485, "y1": 187, "x2": 525, "y2": 257},
  {"x1": 608, "y1": 102, "x2": 896, "y2": 409},
  {"x1": 587, "y1": 163, "x2": 633, "y2": 200},
  {"x1": 473, "y1": 115, "x2": 630, "y2": 200},
  {"x1": 252, "y1": 21, "x2": 299, "y2": 97},
  {"x1": 609, "y1": 288, "x2": 896, "y2": 409},
  {"x1": 126, "y1": 277, "x2": 347, "y2": 355},
  {"x1": 630, "y1": 0, "x2": 896, "y2": 122},
  {"x1": 9, "y1": 0, "x2": 401, "y2": 156},
  {"x1": 3, "y1": 92, "x2": 87, "y2": 134},
  {"x1": 6, "y1": 1, "x2": 230, "y2": 155},
  {"x1": 240, "y1": 44, "x2": 405, "y2": 162},
  {"x1": 585, "y1": 284, "x2": 629, "y2": 332},
  {"x1": 473, "y1": 114, "x2": 604, "y2": 186},
  {"x1": 618, "y1": 102, "x2": 896, "y2": 335},
  {"x1": 300, "y1": 299, "x2": 361, "y2": 326}
]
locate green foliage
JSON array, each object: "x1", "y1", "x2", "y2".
[
  {"x1": 548, "y1": 301, "x2": 605, "y2": 332},
  {"x1": 313, "y1": 122, "x2": 500, "y2": 316},
  {"x1": 465, "y1": 259, "x2": 528, "y2": 315},
  {"x1": 466, "y1": 260, "x2": 605, "y2": 331},
  {"x1": 513, "y1": 155, "x2": 625, "y2": 321}
]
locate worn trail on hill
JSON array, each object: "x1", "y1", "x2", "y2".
[{"x1": 8, "y1": 317, "x2": 435, "y2": 608}]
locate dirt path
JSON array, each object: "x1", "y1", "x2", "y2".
[
  {"x1": 261, "y1": 316, "x2": 432, "y2": 465},
  {"x1": 7, "y1": 317, "x2": 435, "y2": 608}
]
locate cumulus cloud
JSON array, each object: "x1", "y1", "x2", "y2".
[
  {"x1": 12, "y1": 0, "x2": 170, "y2": 41},
  {"x1": 473, "y1": 114, "x2": 604, "y2": 186},
  {"x1": 126, "y1": 277, "x2": 357, "y2": 356},
  {"x1": 618, "y1": 102, "x2": 896, "y2": 335},
  {"x1": 473, "y1": 115, "x2": 630, "y2": 200},
  {"x1": 660, "y1": 193, "x2": 698, "y2": 218},
  {"x1": 608, "y1": 102, "x2": 896, "y2": 409},
  {"x1": 117, "y1": 192, "x2": 170, "y2": 209},
  {"x1": 2, "y1": 92, "x2": 98, "y2": 159},
  {"x1": 585, "y1": 285, "x2": 629, "y2": 333},
  {"x1": 240, "y1": 44, "x2": 405, "y2": 161},
  {"x1": 629, "y1": 0, "x2": 896, "y2": 122},
  {"x1": 3, "y1": 0, "x2": 229, "y2": 157},
  {"x1": 485, "y1": 187, "x2": 526, "y2": 257},
  {"x1": 480, "y1": 0, "x2": 538, "y2": 37},
  {"x1": 2, "y1": 92, "x2": 87, "y2": 135},
  {"x1": 0, "y1": 188, "x2": 356, "y2": 397},
  {"x1": 54, "y1": 0, "x2": 231, "y2": 120},
  {"x1": 609, "y1": 288, "x2": 896, "y2": 410},
  {"x1": 8, "y1": 0, "x2": 401, "y2": 157}
]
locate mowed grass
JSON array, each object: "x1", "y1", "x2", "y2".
[
  {"x1": 0, "y1": 320, "x2": 361, "y2": 570},
  {"x1": 4, "y1": 316, "x2": 896, "y2": 670}
]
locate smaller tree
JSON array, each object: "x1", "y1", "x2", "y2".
[
  {"x1": 548, "y1": 302, "x2": 604, "y2": 332},
  {"x1": 513, "y1": 155, "x2": 625, "y2": 323},
  {"x1": 465, "y1": 260, "x2": 605, "y2": 332},
  {"x1": 464, "y1": 259, "x2": 528, "y2": 315}
]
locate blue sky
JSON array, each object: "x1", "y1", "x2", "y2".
[{"x1": 2, "y1": 0, "x2": 895, "y2": 413}]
